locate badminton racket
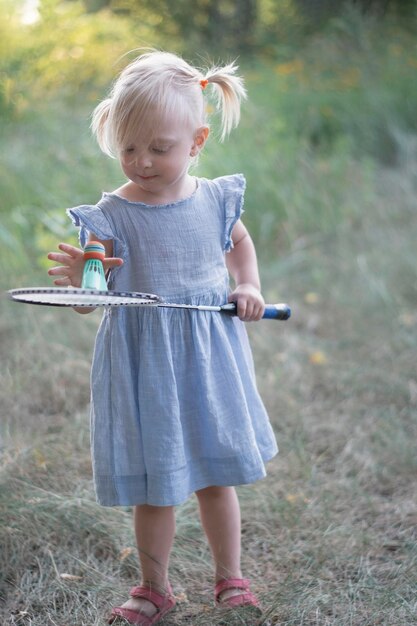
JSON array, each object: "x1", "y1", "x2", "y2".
[{"x1": 8, "y1": 287, "x2": 291, "y2": 320}]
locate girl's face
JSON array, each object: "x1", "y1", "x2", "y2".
[{"x1": 119, "y1": 113, "x2": 208, "y2": 203}]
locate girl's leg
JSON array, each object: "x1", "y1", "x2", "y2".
[
  {"x1": 135, "y1": 504, "x2": 175, "y2": 588},
  {"x1": 118, "y1": 504, "x2": 176, "y2": 618},
  {"x1": 196, "y1": 485, "x2": 244, "y2": 601}
]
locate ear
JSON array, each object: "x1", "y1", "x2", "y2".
[{"x1": 190, "y1": 126, "x2": 209, "y2": 156}]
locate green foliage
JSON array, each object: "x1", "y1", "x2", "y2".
[
  {"x1": 73, "y1": 0, "x2": 306, "y2": 56},
  {"x1": 270, "y1": 9, "x2": 417, "y2": 161},
  {"x1": 0, "y1": 0, "x2": 164, "y2": 119},
  {"x1": 0, "y1": 105, "x2": 122, "y2": 276},
  {"x1": 1, "y1": 2, "x2": 417, "y2": 268},
  {"x1": 198, "y1": 12, "x2": 417, "y2": 248},
  {"x1": 71, "y1": 0, "x2": 417, "y2": 57}
]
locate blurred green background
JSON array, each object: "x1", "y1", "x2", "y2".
[{"x1": 1, "y1": 0, "x2": 417, "y2": 276}]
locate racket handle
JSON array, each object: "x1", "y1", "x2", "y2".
[
  {"x1": 221, "y1": 303, "x2": 291, "y2": 320},
  {"x1": 81, "y1": 242, "x2": 107, "y2": 291},
  {"x1": 263, "y1": 304, "x2": 291, "y2": 320}
]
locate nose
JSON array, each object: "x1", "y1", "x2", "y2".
[{"x1": 134, "y1": 151, "x2": 152, "y2": 169}]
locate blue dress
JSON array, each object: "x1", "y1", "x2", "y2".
[{"x1": 68, "y1": 174, "x2": 278, "y2": 506}]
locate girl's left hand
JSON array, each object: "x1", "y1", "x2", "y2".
[
  {"x1": 47, "y1": 243, "x2": 123, "y2": 287},
  {"x1": 228, "y1": 283, "x2": 265, "y2": 322}
]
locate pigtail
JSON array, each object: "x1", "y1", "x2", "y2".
[
  {"x1": 91, "y1": 98, "x2": 113, "y2": 157},
  {"x1": 201, "y1": 62, "x2": 247, "y2": 141},
  {"x1": 89, "y1": 51, "x2": 247, "y2": 156}
]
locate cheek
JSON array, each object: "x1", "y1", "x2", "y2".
[{"x1": 120, "y1": 158, "x2": 134, "y2": 175}]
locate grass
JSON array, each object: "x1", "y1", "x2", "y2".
[{"x1": 1, "y1": 12, "x2": 417, "y2": 626}]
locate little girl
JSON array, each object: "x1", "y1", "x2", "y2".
[{"x1": 48, "y1": 50, "x2": 278, "y2": 625}]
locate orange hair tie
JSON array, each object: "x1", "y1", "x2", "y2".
[{"x1": 200, "y1": 79, "x2": 209, "y2": 90}]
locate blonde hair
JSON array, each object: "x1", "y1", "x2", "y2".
[{"x1": 91, "y1": 50, "x2": 246, "y2": 158}]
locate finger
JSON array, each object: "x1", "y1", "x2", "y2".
[
  {"x1": 57, "y1": 243, "x2": 84, "y2": 257},
  {"x1": 237, "y1": 300, "x2": 248, "y2": 321},
  {"x1": 47, "y1": 252, "x2": 73, "y2": 264},
  {"x1": 229, "y1": 297, "x2": 246, "y2": 322},
  {"x1": 103, "y1": 257, "x2": 124, "y2": 269},
  {"x1": 243, "y1": 301, "x2": 264, "y2": 322},
  {"x1": 52, "y1": 277, "x2": 72, "y2": 286},
  {"x1": 253, "y1": 304, "x2": 265, "y2": 322},
  {"x1": 244, "y1": 304, "x2": 256, "y2": 322},
  {"x1": 48, "y1": 266, "x2": 70, "y2": 276}
]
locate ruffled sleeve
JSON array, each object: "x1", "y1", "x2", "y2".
[
  {"x1": 67, "y1": 204, "x2": 114, "y2": 248},
  {"x1": 215, "y1": 173, "x2": 246, "y2": 252}
]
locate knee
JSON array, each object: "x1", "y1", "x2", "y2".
[
  {"x1": 134, "y1": 503, "x2": 175, "y2": 517},
  {"x1": 195, "y1": 485, "x2": 233, "y2": 502}
]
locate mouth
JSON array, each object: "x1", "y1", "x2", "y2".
[{"x1": 139, "y1": 174, "x2": 157, "y2": 181}]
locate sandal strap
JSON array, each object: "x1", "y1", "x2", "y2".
[
  {"x1": 129, "y1": 583, "x2": 174, "y2": 608},
  {"x1": 110, "y1": 606, "x2": 155, "y2": 625},
  {"x1": 220, "y1": 591, "x2": 260, "y2": 608},
  {"x1": 109, "y1": 584, "x2": 175, "y2": 625},
  {"x1": 214, "y1": 577, "x2": 251, "y2": 601}
]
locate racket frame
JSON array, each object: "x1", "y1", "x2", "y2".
[
  {"x1": 8, "y1": 287, "x2": 162, "y2": 307},
  {"x1": 7, "y1": 287, "x2": 291, "y2": 320}
]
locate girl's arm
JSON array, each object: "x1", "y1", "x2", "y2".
[
  {"x1": 47, "y1": 237, "x2": 123, "y2": 314},
  {"x1": 226, "y1": 220, "x2": 265, "y2": 321}
]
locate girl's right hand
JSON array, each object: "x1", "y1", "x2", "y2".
[{"x1": 47, "y1": 243, "x2": 123, "y2": 288}]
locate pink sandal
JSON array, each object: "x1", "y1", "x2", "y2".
[
  {"x1": 214, "y1": 577, "x2": 261, "y2": 610},
  {"x1": 108, "y1": 583, "x2": 176, "y2": 625}
]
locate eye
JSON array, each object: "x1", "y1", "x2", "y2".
[
  {"x1": 152, "y1": 146, "x2": 170, "y2": 154},
  {"x1": 124, "y1": 146, "x2": 135, "y2": 154}
]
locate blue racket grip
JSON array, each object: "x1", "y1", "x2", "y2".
[
  {"x1": 221, "y1": 303, "x2": 291, "y2": 320},
  {"x1": 263, "y1": 304, "x2": 291, "y2": 320}
]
